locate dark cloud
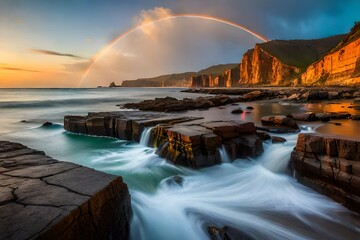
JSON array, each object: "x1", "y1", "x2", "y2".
[
  {"x1": 30, "y1": 49, "x2": 86, "y2": 59},
  {"x1": 0, "y1": 66, "x2": 43, "y2": 73}
]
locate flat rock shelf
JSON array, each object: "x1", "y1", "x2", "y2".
[
  {"x1": 0, "y1": 141, "x2": 132, "y2": 240},
  {"x1": 64, "y1": 111, "x2": 264, "y2": 168}
]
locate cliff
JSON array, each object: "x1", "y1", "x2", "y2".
[
  {"x1": 239, "y1": 35, "x2": 345, "y2": 85},
  {"x1": 191, "y1": 65, "x2": 240, "y2": 87},
  {"x1": 301, "y1": 23, "x2": 360, "y2": 85},
  {"x1": 121, "y1": 64, "x2": 237, "y2": 87},
  {"x1": 0, "y1": 141, "x2": 132, "y2": 240},
  {"x1": 239, "y1": 46, "x2": 301, "y2": 85}
]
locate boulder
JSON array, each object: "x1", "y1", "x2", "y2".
[
  {"x1": 231, "y1": 108, "x2": 243, "y2": 114},
  {"x1": 261, "y1": 115, "x2": 300, "y2": 131},
  {"x1": 42, "y1": 122, "x2": 53, "y2": 127},
  {"x1": 314, "y1": 113, "x2": 331, "y2": 122},
  {"x1": 351, "y1": 114, "x2": 360, "y2": 120},
  {"x1": 271, "y1": 136, "x2": 287, "y2": 143},
  {"x1": 328, "y1": 112, "x2": 351, "y2": 119},
  {"x1": 243, "y1": 91, "x2": 262, "y2": 100},
  {"x1": 307, "y1": 90, "x2": 329, "y2": 101},
  {"x1": 256, "y1": 131, "x2": 271, "y2": 141},
  {"x1": 290, "y1": 113, "x2": 318, "y2": 121},
  {"x1": 287, "y1": 93, "x2": 300, "y2": 101},
  {"x1": 328, "y1": 91, "x2": 339, "y2": 100}
]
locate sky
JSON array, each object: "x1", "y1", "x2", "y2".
[{"x1": 0, "y1": 0, "x2": 359, "y2": 88}]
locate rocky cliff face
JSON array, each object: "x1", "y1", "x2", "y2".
[
  {"x1": 301, "y1": 36, "x2": 360, "y2": 85},
  {"x1": 239, "y1": 46, "x2": 300, "y2": 85}
]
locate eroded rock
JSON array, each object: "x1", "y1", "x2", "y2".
[
  {"x1": 0, "y1": 141, "x2": 132, "y2": 240},
  {"x1": 291, "y1": 133, "x2": 360, "y2": 213}
]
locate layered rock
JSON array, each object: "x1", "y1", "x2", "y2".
[
  {"x1": 0, "y1": 141, "x2": 132, "y2": 240},
  {"x1": 64, "y1": 112, "x2": 264, "y2": 168},
  {"x1": 191, "y1": 75, "x2": 213, "y2": 87},
  {"x1": 239, "y1": 45, "x2": 301, "y2": 85},
  {"x1": 238, "y1": 35, "x2": 344, "y2": 86},
  {"x1": 291, "y1": 133, "x2": 360, "y2": 213},
  {"x1": 190, "y1": 65, "x2": 240, "y2": 88},
  {"x1": 301, "y1": 29, "x2": 360, "y2": 85}
]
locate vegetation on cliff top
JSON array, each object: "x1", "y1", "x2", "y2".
[{"x1": 258, "y1": 34, "x2": 345, "y2": 71}]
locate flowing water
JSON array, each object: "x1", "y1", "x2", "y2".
[{"x1": 0, "y1": 88, "x2": 360, "y2": 239}]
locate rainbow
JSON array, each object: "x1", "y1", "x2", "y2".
[{"x1": 80, "y1": 14, "x2": 269, "y2": 86}]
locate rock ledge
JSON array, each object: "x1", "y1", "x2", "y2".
[{"x1": 0, "y1": 141, "x2": 131, "y2": 240}]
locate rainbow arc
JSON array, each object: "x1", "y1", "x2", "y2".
[{"x1": 80, "y1": 14, "x2": 269, "y2": 86}]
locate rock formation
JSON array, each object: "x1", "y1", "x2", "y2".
[
  {"x1": 301, "y1": 23, "x2": 360, "y2": 85},
  {"x1": 64, "y1": 112, "x2": 264, "y2": 168},
  {"x1": 238, "y1": 35, "x2": 345, "y2": 86},
  {"x1": 0, "y1": 141, "x2": 132, "y2": 240},
  {"x1": 239, "y1": 46, "x2": 301, "y2": 85},
  {"x1": 291, "y1": 133, "x2": 360, "y2": 213}
]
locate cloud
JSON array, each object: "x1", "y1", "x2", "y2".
[
  {"x1": 30, "y1": 49, "x2": 86, "y2": 59},
  {"x1": 133, "y1": 7, "x2": 173, "y2": 37},
  {"x1": 0, "y1": 66, "x2": 43, "y2": 73}
]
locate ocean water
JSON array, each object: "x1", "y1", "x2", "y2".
[{"x1": 0, "y1": 88, "x2": 359, "y2": 239}]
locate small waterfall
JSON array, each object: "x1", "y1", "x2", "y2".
[
  {"x1": 140, "y1": 127, "x2": 154, "y2": 147},
  {"x1": 219, "y1": 145, "x2": 231, "y2": 163}
]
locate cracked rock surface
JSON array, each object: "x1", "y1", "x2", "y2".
[{"x1": 0, "y1": 141, "x2": 132, "y2": 240}]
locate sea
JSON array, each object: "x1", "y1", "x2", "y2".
[{"x1": 0, "y1": 88, "x2": 359, "y2": 239}]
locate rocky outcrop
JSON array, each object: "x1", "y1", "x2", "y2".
[
  {"x1": 191, "y1": 65, "x2": 240, "y2": 88},
  {"x1": 64, "y1": 112, "x2": 264, "y2": 168},
  {"x1": 239, "y1": 46, "x2": 301, "y2": 85},
  {"x1": 301, "y1": 24, "x2": 360, "y2": 85},
  {"x1": 291, "y1": 133, "x2": 360, "y2": 213},
  {"x1": 191, "y1": 75, "x2": 212, "y2": 87},
  {"x1": 123, "y1": 95, "x2": 238, "y2": 112},
  {"x1": 218, "y1": 65, "x2": 240, "y2": 87},
  {"x1": 0, "y1": 141, "x2": 132, "y2": 240}
]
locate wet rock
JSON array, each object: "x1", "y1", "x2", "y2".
[
  {"x1": 261, "y1": 115, "x2": 300, "y2": 132},
  {"x1": 64, "y1": 116, "x2": 88, "y2": 134},
  {"x1": 315, "y1": 113, "x2": 331, "y2": 122},
  {"x1": 231, "y1": 108, "x2": 243, "y2": 114},
  {"x1": 42, "y1": 122, "x2": 53, "y2": 127},
  {"x1": 328, "y1": 91, "x2": 339, "y2": 100},
  {"x1": 207, "y1": 226, "x2": 254, "y2": 240},
  {"x1": 243, "y1": 91, "x2": 262, "y2": 100},
  {"x1": 287, "y1": 93, "x2": 300, "y2": 101},
  {"x1": 271, "y1": 136, "x2": 287, "y2": 143},
  {"x1": 223, "y1": 135, "x2": 264, "y2": 160},
  {"x1": 328, "y1": 112, "x2": 351, "y2": 119},
  {"x1": 246, "y1": 106, "x2": 254, "y2": 110},
  {"x1": 289, "y1": 113, "x2": 318, "y2": 121},
  {"x1": 351, "y1": 114, "x2": 360, "y2": 120},
  {"x1": 165, "y1": 175, "x2": 184, "y2": 187},
  {"x1": 256, "y1": 131, "x2": 271, "y2": 141},
  {"x1": 123, "y1": 95, "x2": 237, "y2": 112},
  {"x1": 291, "y1": 133, "x2": 360, "y2": 213},
  {"x1": 307, "y1": 90, "x2": 329, "y2": 101},
  {"x1": 0, "y1": 141, "x2": 132, "y2": 240}
]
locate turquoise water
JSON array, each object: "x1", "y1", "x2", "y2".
[{"x1": 0, "y1": 88, "x2": 359, "y2": 239}]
